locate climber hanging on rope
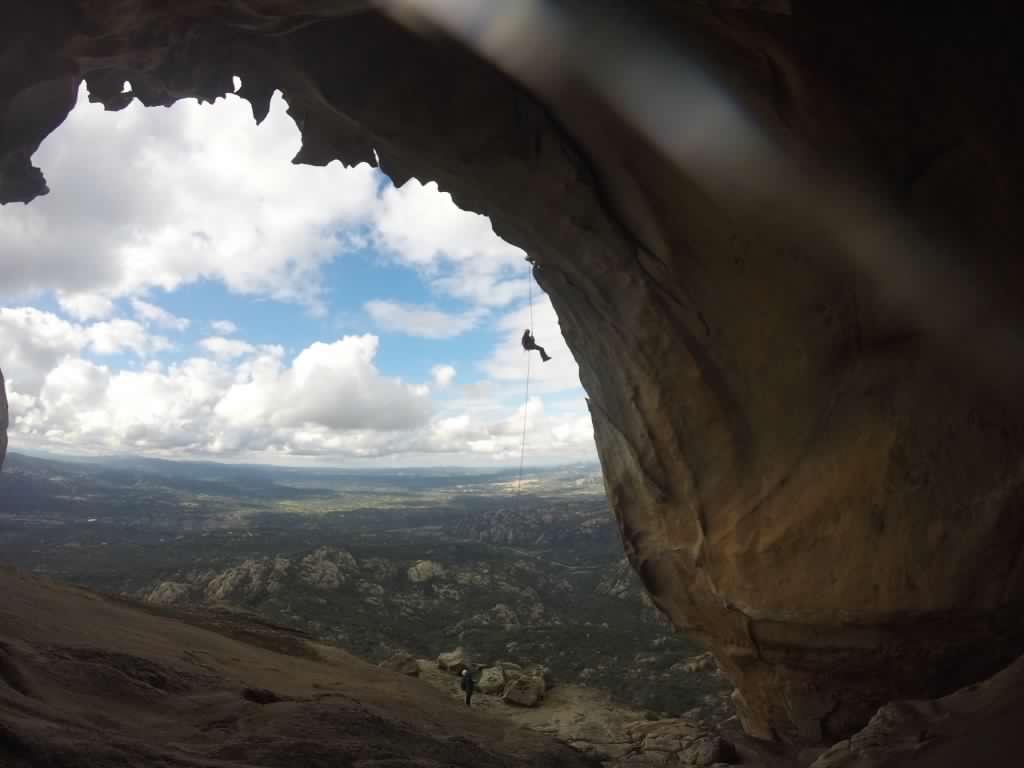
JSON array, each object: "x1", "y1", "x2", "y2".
[{"x1": 521, "y1": 329, "x2": 552, "y2": 362}]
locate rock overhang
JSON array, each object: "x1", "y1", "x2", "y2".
[{"x1": 3, "y1": 1, "x2": 1024, "y2": 746}]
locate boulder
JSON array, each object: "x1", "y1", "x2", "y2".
[
  {"x1": 476, "y1": 666, "x2": 505, "y2": 694},
  {"x1": 437, "y1": 647, "x2": 469, "y2": 675},
  {"x1": 503, "y1": 675, "x2": 544, "y2": 707},
  {"x1": 407, "y1": 560, "x2": 445, "y2": 583},
  {"x1": 521, "y1": 663, "x2": 550, "y2": 692}
]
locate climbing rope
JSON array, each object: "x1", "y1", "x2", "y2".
[{"x1": 515, "y1": 265, "x2": 535, "y2": 500}]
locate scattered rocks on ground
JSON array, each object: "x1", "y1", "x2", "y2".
[
  {"x1": 415, "y1": 656, "x2": 742, "y2": 768},
  {"x1": 573, "y1": 719, "x2": 740, "y2": 767}
]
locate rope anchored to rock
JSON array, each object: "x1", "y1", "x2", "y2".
[{"x1": 516, "y1": 263, "x2": 552, "y2": 500}]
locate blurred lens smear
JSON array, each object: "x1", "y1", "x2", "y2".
[{"x1": 380, "y1": 0, "x2": 1024, "y2": 405}]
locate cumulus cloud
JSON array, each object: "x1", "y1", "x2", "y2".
[
  {"x1": 200, "y1": 336, "x2": 256, "y2": 360},
  {"x1": 415, "y1": 397, "x2": 595, "y2": 462},
  {"x1": 131, "y1": 299, "x2": 190, "y2": 331},
  {"x1": 0, "y1": 87, "x2": 380, "y2": 309},
  {"x1": 371, "y1": 180, "x2": 531, "y2": 307},
  {"x1": 431, "y1": 364, "x2": 456, "y2": 388},
  {"x1": 0, "y1": 307, "x2": 168, "y2": 398},
  {"x1": 0, "y1": 307, "x2": 86, "y2": 398},
  {"x1": 365, "y1": 300, "x2": 484, "y2": 339},
  {"x1": 211, "y1": 319, "x2": 238, "y2": 335},
  {"x1": 56, "y1": 292, "x2": 114, "y2": 321},
  {"x1": 5, "y1": 312, "x2": 432, "y2": 456},
  {"x1": 271, "y1": 336, "x2": 432, "y2": 432},
  {"x1": 86, "y1": 319, "x2": 171, "y2": 357},
  {"x1": 3, "y1": 307, "x2": 594, "y2": 463},
  {"x1": 0, "y1": 86, "x2": 532, "y2": 317}
]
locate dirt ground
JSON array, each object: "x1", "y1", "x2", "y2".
[
  {"x1": 4, "y1": 562, "x2": 1021, "y2": 768},
  {"x1": 0, "y1": 564, "x2": 594, "y2": 767}
]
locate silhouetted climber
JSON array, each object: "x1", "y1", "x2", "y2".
[
  {"x1": 521, "y1": 329, "x2": 551, "y2": 362},
  {"x1": 460, "y1": 668, "x2": 475, "y2": 706}
]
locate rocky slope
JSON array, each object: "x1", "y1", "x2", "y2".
[
  {"x1": 415, "y1": 659, "x2": 748, "y2": 768},
  {"x1": 0, "y1": 564, "x2": 594, "y2": 768},
  {"x1": 131, "y1": 541, "x2": 729, "y2": 719},
  {"x1": 4, "y1": 2, "x2": 1024, "y2": 746},
  {"x1": 807, "y1": 652, "x2": 1024, "y2": 768}
]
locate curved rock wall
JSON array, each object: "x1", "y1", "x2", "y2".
[{"x1": 3, "y1": 1, "x2": 1024, "y2": 745}]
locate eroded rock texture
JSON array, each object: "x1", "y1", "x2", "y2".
[
  {"x1": 809, "y1": 652, "x2": 1024, "y2": 768},
  {"x1": 3, "y1": 1, "x2": 1024, "y2": 745}
]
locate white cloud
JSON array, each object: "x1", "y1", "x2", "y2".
[
  {"x1": 0, "y1": 86, "x2": 534, "y2": 317},
  {"x1": 372, "y1": 179, "x2": 530, "y2": 307},
  {"x1": 211, "y1": 319, "x2": 238, "y2": 335},
  {"x1": 0, "y1": 307, "x2": 86, "y2": 398},
  {"x1": 431, "y1": 364, "x2": 456, "y2": 388},
  {"x1": 3, "y1": 307, "x2": 594, "y2": 464},
  {"x1": 86, "y1": 319, "x2": 171, "y2": 357},
  {"x1": 271, "y1": 336, "x2": 432, "y2": 432},
  {"x1": 131, "y1": 298, "x2": 190, "y2": 331},
  {"x1": 0, "y1": 307, "x2": 167, "y2": 396},
  {"x1": 0, "y1": 87, "x2": 380, "y2": 309},
  {"x1": 199, "y1": 336, "x2": 256, "y2": 360},
  {"x1": 6, "y1": 317, "x2": 432, "y2": 456},
  {"x1": 365, "y1": 300, "x2": 484, "y2": 339},
  {"x1": 56, "y1": 292, "x2": 114, "y2": 321}
]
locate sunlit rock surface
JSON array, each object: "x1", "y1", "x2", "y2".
[{"x1": 3, "y1": 1, "x2": 1024, "y2": 744}]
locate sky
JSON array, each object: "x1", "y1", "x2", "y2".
[{"x1": 0, "y1": 82, "x2": 596, "y2": 467}]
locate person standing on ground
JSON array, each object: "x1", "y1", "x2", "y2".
[{"x1": 460, "y1": 668, "x2": 475, "y2": 707}]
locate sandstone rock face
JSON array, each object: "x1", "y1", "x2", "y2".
[
  {"x1": 437, "y1": 648, "x2": 469, "y2": 675},
  {"x1": 5, "y1": 2, "x2": 1024, "y2": 744},
  {"x1": 477, "y1": 666, "x2": 506, "y2": 695},
  {"x1": 0, "y1": 368, "x2": 6, "y2": 474},
  {"x1": 809, "y1": 652, "x2": 1024, "y2": 768}
]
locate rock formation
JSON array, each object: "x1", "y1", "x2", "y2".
[
  {"x1": 4, "y1": 1, "x2": 1024, "y2": 745},
  {"x1": 437, "y1": 647, "x2": 470, "y2": 675},
  {"x1": 809, "y1": 652, "x2": 1024, "y2": 768}
]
